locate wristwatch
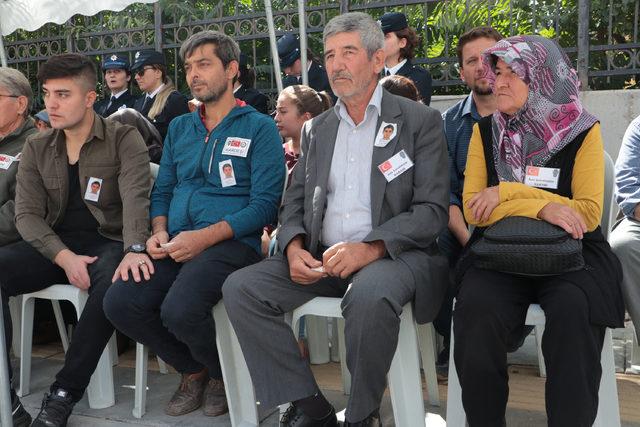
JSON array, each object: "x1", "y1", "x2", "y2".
[{"x1": 125, "y1": 243, "x2": 146, "y2": 254}]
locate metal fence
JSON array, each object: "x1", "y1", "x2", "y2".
[{"x1": 3, "y1": 0, "x2": 639, "y2": 106}]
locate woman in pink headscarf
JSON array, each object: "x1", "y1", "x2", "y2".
[{"x1": 453, "y1": 35, "x2": 624, "y2": 426}]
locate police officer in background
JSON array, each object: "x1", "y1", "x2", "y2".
[
  {"x1": 277, "y1": 33, "x2": 332, "y2": 95},
  {"x1": 94, "y1": 54, "x2": 138, "y2": 117},
  {"x1": 379, "y1": 12, "x2": 433, "y2": 105},
  {"x1": 233, "y1": 53, "x2": 269, "y2": 114},
  {"x1": 131, "y1": 49, "x2": 189, "y2": 141}
]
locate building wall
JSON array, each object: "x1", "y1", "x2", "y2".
[{"x1": 430, "y1": 90, "x2": 640, "y2": 161}]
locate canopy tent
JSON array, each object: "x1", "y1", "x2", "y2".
[
  {"x1": 0, "y1": 0, "x2": 159, "y2": 66},
  {"x1": 0, "y1": 1, "x2": 307, "y2": 425}
]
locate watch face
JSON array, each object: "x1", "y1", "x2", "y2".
[{"x1": 130, "y1": 244, "x2": 146, "y2": 252}]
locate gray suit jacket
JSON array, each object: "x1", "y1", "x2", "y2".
[{"x1": 277, "y1": 89, "x2": 449, "y2": 323}]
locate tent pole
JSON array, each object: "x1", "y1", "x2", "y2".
[
  {"x1": 264, "y1": 0, "x2": 283, "y2": 93},
  {"x1": 298, "y1": 0, "x2": 308, "y2": 86}
]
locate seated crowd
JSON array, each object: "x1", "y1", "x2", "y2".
[{"x1": 0, "y1": 9, "x2": 634, "y2": 427}]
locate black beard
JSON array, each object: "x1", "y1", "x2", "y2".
[
  {"x1": 472, "y1": 84, "x2": 493, "y2": 96},
  {"x1": 195, "y1": 85, "x2": 227, "y2": 104}
]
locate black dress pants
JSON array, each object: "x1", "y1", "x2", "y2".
[
  {"x1": 453, "y1": 267, "x2": 605, "y2": 427},
  {"x1": 0, "y1": 231, "x2": 122, "y2": 401}
]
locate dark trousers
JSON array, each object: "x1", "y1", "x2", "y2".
[
  {"x1": 103, "y1": 240, "x2": 260, "y2": 379},
  {"x1": 453, "y1": 267, "x2": 605, "y2": 427},
  {"x1": 0, "y1": 231, "x2": 123, "y2": 401},
  {"x1": 433, "y1": 228, "x2": 463, "y2": 351}
]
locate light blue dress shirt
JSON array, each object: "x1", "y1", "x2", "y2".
[{"x1": 321, "y1": 84, "x2": 383, "y2": 247}]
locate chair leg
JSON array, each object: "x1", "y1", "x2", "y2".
[
  {"x1": 213, "y1": 302, "x2": 259, "y2": 426},
  {"x1": 628, "y1": 330, "x2": 640, "y2": 374},
  {"x1": 9, "y1": 296, "x2": 22, "y2": 359},
  {"x1": 51, "y1": 300, "x2": 69, "y2": 353},
  {"x1": 17, "y1": 296, "x2": 35, "y2": 397},
  {"x1": 133, "y1": 343, "x2": 148, "y2": 419},
  {"x1": 157, "y1": 357, "x2": 168, "y2": 374},
  {"x1": 445, "y1": 309, "x2": 466, "y2": 427},
  {"x1": 307, "y1": 316, "x2": 330, "y2": 365},
  {"x1": 329, "y1": 318, "x2": 340, "y2": 362},
  {"x1": 534, "y1": 325, "x2": 547, "y2": 378},
  {"x1": 387, "y1": 305, "x2": 425, "y2": 427},
  {"x1": 108, "y1": 333, "x2": 118, "y2": 367},
  {"x1": 337, "y1": 317, "x2": 350, "y2": 395},
  {"x1": 417, "y1": 322, "x2": 440, "y2": 406},
  {"x1": 594, "y1": 328, "x2": 621, "y2": 427}
]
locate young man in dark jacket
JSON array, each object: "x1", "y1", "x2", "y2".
[
  {"x1": 1, "y1": 53, "x2": 151, "y2": 427},
  {"x1": 104, "y1": 31, "x2": 284, "y2": 418}
]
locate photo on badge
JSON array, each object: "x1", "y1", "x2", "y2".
[
  {"x1": 374, "y1": 122, "x2": 397, "y2": 147},
  {"x1": 84, "y1": 177, "x2": 103, "y2": 202},
  {"x1": 0, "y1": 154, "x2": 14, "y2": 170},
  {"x1": 219, "y1": 159, "x2": 237, "y2": 187}
]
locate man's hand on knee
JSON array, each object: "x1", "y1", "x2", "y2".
[
  {"x1": 112, "y1": 252, "x2": 154, "y2": 283},
  {"x1": 54, "y1": 249, "x2": 97, "y2": 290},
  {"x1": 322, "y1": 241, "x2": 385, "y2": 279}
]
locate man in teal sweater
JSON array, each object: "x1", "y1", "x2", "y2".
[{"x1": 104, "y1": 31, "x2": 284, "y2": 418}]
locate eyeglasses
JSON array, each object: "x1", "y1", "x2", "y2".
[
  {"x1": 0, "y1": 94, "x2": 19, "y2": 99},
  {"x1": 135, "y1": 67, "x2": 156, "y2": 77}
]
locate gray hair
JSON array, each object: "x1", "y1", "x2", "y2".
[
  {"x1": 0, "y1": 67, "x2": 33, "y2": 118},
  {"x1": 179, "y1": 30, "x2": 240, "y2": 67},
  {"x1": 323, "y1": 12, "x2": 384, "y2": 59}
]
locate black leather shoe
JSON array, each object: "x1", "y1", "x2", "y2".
[
  {"x1": 342, "y1": 409, "x2": 381, "y2": 427},
  {"x1": 280, "y1": 403, "x2": 338, "y2": 427},
  {"x1": 31, "y1": 388, "x2": 75, "y2": 427}
]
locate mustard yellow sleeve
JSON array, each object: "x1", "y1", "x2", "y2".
[
  {"x1": 497, "y1": 123, "x2": 604, "y2": 230},
  {"x1": 462, "y1": 123, "x2": 604, "y2": 231}
]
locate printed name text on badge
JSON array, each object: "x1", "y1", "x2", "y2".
[{"x1": 378, "y1": 149, "x2": 414, "y2": 182}]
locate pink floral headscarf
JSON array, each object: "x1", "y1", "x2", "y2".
[{"x1": 482, "y1": 35, "x2": 598, "y2": 182}]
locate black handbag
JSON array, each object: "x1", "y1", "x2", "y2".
[{"x1": 471, "y1": 216, "x2": 585, "y2": 276}]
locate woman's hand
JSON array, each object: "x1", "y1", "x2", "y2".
[
  {"x1": 537, "y1": 202, "x2": 588, "y2": 239},
  {"x1": 467, "y1": 186, "x2": 500, "y2": 222}
]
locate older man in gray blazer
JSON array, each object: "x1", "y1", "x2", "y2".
[{"x1": 223, "y1": 11, "x2": 449, "y2": 427}]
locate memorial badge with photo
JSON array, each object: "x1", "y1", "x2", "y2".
[
  {"x1": 374, "y1": 122, "x2": 397, "y2": 147},
  {"x1": 84, "y1": 177, "x2": 103, "y2": 202},
  {"x1": 219, "y1": 159, "x2": 237, "y2": 187}
]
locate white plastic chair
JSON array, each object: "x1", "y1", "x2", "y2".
[
  {"x1": 289, "y1": 297, "x2": 437, "y2": 427},
  {"x1": 17, "y1": 285, "x2": 116, "y2": 409},
  {"x1": 132, "y1": 301, "x2": 260, "y2": 426},
  {"x1": 446, "y1": 304, "x2": 621, "y2": 427}
]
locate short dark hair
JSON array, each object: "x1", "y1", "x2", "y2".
[
  {"x1": 238, "y1": 64, "x2": 256, "y2": 89},
  {"x1": 456, "y1": 26, "x2": 504, "y2": 68},
  {"x1": 384, "y1": 124, "x2": 394, "y2": 131},
  {"x1": 37, "y1": 53, "x2": 97, "y2": 91},
  {"x1": 380, "y1": 75, "x2": 420, "y2": 102},
  {"x1": 179, "y1": 30, "x2": 240, "y2": 68}
]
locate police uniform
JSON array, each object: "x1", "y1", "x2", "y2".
[
  {"x1": 94, "y1": 54, "x2": 138, "y2": 117},
  {"x1": 131, "y1": 50, "x2": 189, "y2": 141},
  {"x1": 235, "y1": 53, "x2": 269, "y2": 114},
  {"x1": 379, "y1": 12, "x2": 433, "y2": 105},
  {"x1": 277, "y1": 33, "x2": 332, "y2": 95}
]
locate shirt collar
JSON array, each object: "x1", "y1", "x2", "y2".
[
  {"x1": 385, "y1": 59, "x2": 407, "y2": 76},
  {"x1": 147, "y1": 83, "x2": 165, "y2": 99},
  {"x1": 110, "y1": 89, "x2": 128, "y2": 99},
  {"x1": 333, "y1": 83, "x2": 383, "y2": 127},
  {"x1": 50, "y1": 111, "x2": 105, "y2": 151},
  {"x1": 461, "y1": 93, "x2": 481, "y2": 120}
]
